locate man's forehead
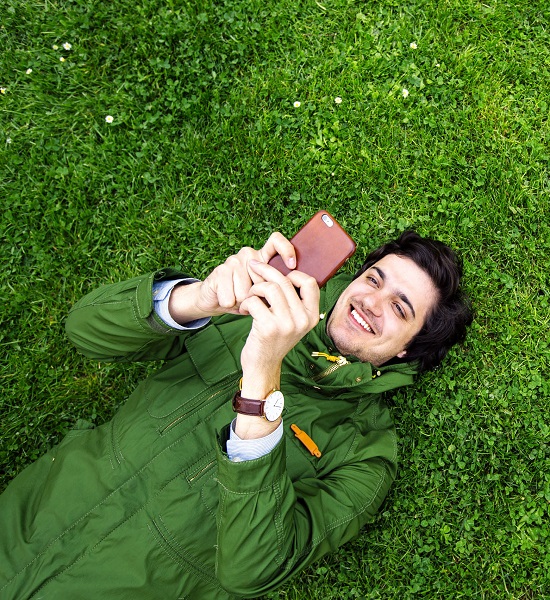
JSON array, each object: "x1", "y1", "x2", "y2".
[
  {"x1": 369, "y1": 254, "x2": 437, "y2": 312},
  {"x1": 370, "y1": 253, "x2": 423, "y2": 278}
]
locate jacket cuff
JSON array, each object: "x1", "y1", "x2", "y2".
[
  {"x1": 135, "y1": 268, "x2": 201, "y2": 334},
  {"x1": 226, "y1": 419, "x2": 284, "y2": 462},
  {"x1": 132, "y1": 268, "x2": 187, "y2": 318},
  {"x1": 216, "y1": 429, "x2": 287, "y2": 494},
  {"x1": 153, "y1": 279, "x2": 211, "y2": 330}
]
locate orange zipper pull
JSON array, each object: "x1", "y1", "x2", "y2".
[{"x1": 291, "y1": 424, "x2": 322, "y2": 458}]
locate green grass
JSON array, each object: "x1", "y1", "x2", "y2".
[{"x1": 1, "y1": 0, "x2": 549, "y2": 597}]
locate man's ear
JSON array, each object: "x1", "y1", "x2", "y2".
[{"x1": 397, "y1": 350, "x2": 407, "y2": 359}]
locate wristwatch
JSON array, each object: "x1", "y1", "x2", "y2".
[{"x1": 232, "y1": 390, "x2": 285, "y2": 422}]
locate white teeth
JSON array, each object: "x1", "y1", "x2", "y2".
[{"x1": 351, "y1": 309, "x2": 373, "y2": 333}]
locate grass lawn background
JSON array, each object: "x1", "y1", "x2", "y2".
[{"x1": 1, "y1": 0, "x2": 549, "y2": 597}]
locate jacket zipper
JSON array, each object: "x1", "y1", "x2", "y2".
[
  {"x1": 159, "y1": 378, "x2": 238, "y2": 435},
  {"x1": 188, "y1": 460, "x2": 216, "y2": 483},
  {"x1": 311, "y1": 352, "x2": 350, "y2": 381}
]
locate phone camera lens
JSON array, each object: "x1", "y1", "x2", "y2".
[{"x1": 321, "y1": 214, "x2": 334, "y2": 227}]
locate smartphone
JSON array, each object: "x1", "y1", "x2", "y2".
[{"x1": 268, "y1": 210, "x2": 356, "y2": 287}]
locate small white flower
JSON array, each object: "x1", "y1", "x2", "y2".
[
  {"x1": 26, "y1": 68, "x2": 33, "y2": 74},
  {"x1": 52, "y1": 44, "x2": 59, "y2": 50},
  {"x1": 334, "y1": 96, "x2": 342, "y2": 104},
  {"x1": 6, "y1": 137, "x2": 12, "y2": 144},
  {"x1": 63, "y1": 42, "x2": 72, "y2": 50},
  {"x1": 293, "y1": 101, "x2": 301, "y2": 108},
  {"x1": 402, "y1": 88, "x2": 409, "y2": 98},
  {"x1": 60, "y1": 56, "x2": 65, "y2": 62},
  {"x1": 410, "y1": 42, "x2": 418, "y2": 49},
  {"x1": 436, "y1": 63, "x2": 441, "y2": 67},
  {"x1": 105, "y1": 115, "x2": 114, "y2": 123},
  {"x1": 1, "y1": 87, "x2": 6, "y2": 94}
]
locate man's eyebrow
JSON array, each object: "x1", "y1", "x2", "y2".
[{"x1": 372, "y1": 266, "x2": 416, "y2": 319}]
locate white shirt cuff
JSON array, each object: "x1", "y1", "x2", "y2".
[
  {"x1": 153, "y1": 279, "x2": 210, "y2": 330},
  {"x1": 226, "y1": 419, "x2": 284, "y2": 462}
]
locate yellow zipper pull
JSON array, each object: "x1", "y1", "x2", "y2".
[
  {"x1": 291, "y1": 424, "x2": 322, "y2": 458},
  {"x1": 311, "y1": 351, "x2": 347, "y2": 364},
  {"x1": 311, "y1": 352, "x2": 350, "y2": 381}
]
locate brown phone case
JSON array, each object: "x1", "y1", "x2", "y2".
[{"x1": 268, "y1": 210, "x2": 356, "y2": 286}]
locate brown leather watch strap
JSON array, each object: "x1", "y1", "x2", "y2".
[{"x1": 232, "y1": 392, "x2": 265, "y2": 417}]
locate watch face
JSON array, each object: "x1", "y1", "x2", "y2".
[{"x1": 264, "y1": 391, "x2": 285, "y2": 421}]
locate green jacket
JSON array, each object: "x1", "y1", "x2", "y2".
[{"x1": 0, "y1": 270, "x2": 417, "y2": 599}]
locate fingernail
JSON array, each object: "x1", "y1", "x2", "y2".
[{"x1": 288, "y1": 258, "x2": 296, "y2": 268}]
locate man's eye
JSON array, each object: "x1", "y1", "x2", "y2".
[
  {"x1": 367, "y1": 275, "x2": 378, "y2": 285},
  {"x1": 395, "y1": 303, "x2": 405, "y2": 318}
]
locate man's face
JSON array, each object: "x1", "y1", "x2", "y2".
[{"x1": 327, "y1": 254, "x2": 438, "y2": 366}]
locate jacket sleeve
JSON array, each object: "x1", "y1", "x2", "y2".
[
  {"x1": 215, "y1": 422, "x2": 397, "y2": 597},
  {"x1": 65, "y1": 268, "x2": 203, "y2": 363}
]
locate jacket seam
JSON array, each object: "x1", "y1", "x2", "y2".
[
  {"x1": 216, "y1": 472, "x2": 285, "y2": 496},
  {"x1": 109, "y1": 416, "x2": 124, "y2": 466},
  {"x1": 72, "y1": 299, "x2": 152, "y2": 334},
  {"x1": 215, "y1": 493, "x2": 226, "y2": 576},
  {"x1": 343, "y1": 399, "x2": 363, "y2": 463},
  {"x1": 273, "y1": 478, "x2": 285, "y2": 566},
  {"x1": 200, "y1": 482, "x2": 218, "y2": 519},
  {"x1": 269, "y1": 468, "x2": 388, "y2": 581},
  {"x1": 371, "y1": 404, "x2": 378, "y2": 429},
  {"x1": 313, "y1": 469, "x2": 386, "y2": 544},
  {"x1": 150, "y1": 516, "x2": 224, "y2": 591}
]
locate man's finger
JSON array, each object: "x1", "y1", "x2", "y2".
[
  {"x1": 246, "y1": 261, "x2": 320, "y2": 324},
  {"x1": 285, "y1": 269, "x2": 321, "y2": 318},
  {"x1": 249, "y1": 260, "x2": 319, "y2": 298},
  {"x1": 259, "y1": 232, "x2": 296, "y2": 270},
  {"x1": 209, "y1": 267, "x2": 237, "y2": 309},
  {"x1": 239, "y1": 291, "x2": 278, "y2": 320}
]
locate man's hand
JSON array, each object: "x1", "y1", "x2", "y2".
[
  {"x1": 239, "y1": 261, "x2": 320, "y2": 372},
  {"x1": 234, "y1": 261, "x2": 320, "y2": 439},
  {"x1": 168, "y1": 232, "x2": 296, "y2": 325}
]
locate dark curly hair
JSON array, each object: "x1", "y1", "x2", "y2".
[{"x1": 354, "y1": 230, "x2": 472, "y2": 372}]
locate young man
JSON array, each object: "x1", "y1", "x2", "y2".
[{"x1": 0, "y1": 231, "x2": 471, "y2": 599}]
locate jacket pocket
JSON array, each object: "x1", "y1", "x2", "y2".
[
  {"x1": 144, "y1": 323, "x2": 242, "y2": 422},
  {"x1": 155, "y1": 377, "x2": 237, "y2": 437},
  {"x1": 185, "y1": 322, "x2": 242, "y2": 385}
]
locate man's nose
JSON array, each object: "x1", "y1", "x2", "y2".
[{"x1": 363, "y1": 291, "x2": 383, "y2": 317}]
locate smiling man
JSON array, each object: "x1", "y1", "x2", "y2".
[{"x1": 0, "y1": 230, "x2": 471, "y2": 599}]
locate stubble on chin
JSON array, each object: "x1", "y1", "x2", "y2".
[
  {"x1": 327, "y1": 316, "x2": 359, "y2": 360},
  {"x1": 327, "y1": 317, "x2": 388, "y2": 366}
]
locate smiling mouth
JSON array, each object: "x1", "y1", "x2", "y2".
[{"x1": 351, "y1": 308, "x2": 374, "y2": 334}]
